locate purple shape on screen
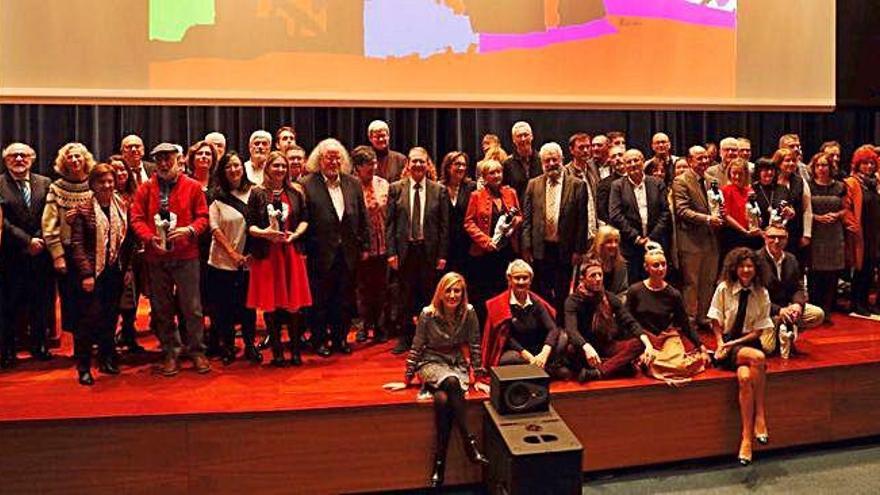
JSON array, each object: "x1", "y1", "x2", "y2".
[
  {"x1": 603, "y1": 0, "x2": 736, "y2": 28},
  {"x1": 479, "y1": 18, "x2": 617, "y2": 54}
]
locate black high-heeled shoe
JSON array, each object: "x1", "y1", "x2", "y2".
[
  {"x1": 289, "y1": 350, "x2": 302, "y2": 366},
  {"x1": 78, "y1": 370, "x2": 95, "y2": 386},
  {"x1": 428, "y1": 454, "x2": 446, "y2": 488},
  {"x1": 243, "y1": 345, "x2": 263, "y2": 364},
  {"x1": 99, "y1": 359, "x2": 120, "y2": 375},
  {"x1": 465, "y1": 435, "x2": 490, "y2": 466}
]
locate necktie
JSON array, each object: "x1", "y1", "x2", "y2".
[
  {"x1": 18, "y1": 180, "x2": 31, "y2": 208},
  {"x1": 546, "y1": 179, "x2": 558, "y2": 239},
  {"x1": 411, "y1": 182, "x2": 423, "y2": 240},
  {"x1": 731, "y1": 288, "x2": 751, "y2": 336}
]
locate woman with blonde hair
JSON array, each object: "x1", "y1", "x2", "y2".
[
  {"x1": 43, "y1": 142, "x2": 97, "y2": 338},
  {"x1": 587, "y1": 225, "x2": 628, "y2": 300},
  {"x1": 404, "y1": 272, "x2": 486, "y2": 488}
]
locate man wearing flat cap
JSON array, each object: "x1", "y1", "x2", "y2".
[{"x1": 130, "y1": 143, "x2": 210, "y2": 376}]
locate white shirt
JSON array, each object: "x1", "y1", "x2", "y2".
[
  {"x1": 323, "y1": 173, "x2": 345, "y2": 221},
  {"x1": 630, "y1": 178, "x2": 649, "y2": 237},
  {"x1": 208, "y1": 189, "x2": 251, "y2": 271},
  {"x1": 509, "y1": 291, "x2": 533, "y2": 308},
  {"x1": 707, "y1": 281, "x2": 774, "y2": 334},
  {"x1": 598, "y1": 163, "x2": 612, "y2": 180},
  {"x1": 544, "y1": 175, "x2": 563, "y2": 242},
  {"x1": 245, "y1": 160, "x2": 264, "y2": 186},
  {"x1": 408, "y1": 178, "x2": 427, "y2": 235}
]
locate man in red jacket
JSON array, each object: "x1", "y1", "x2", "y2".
[{"x1": 130, "y1": 143, "x2": 210, "y2": 376}]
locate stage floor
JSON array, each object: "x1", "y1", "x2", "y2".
[{"x1": 2, "y1": 315, "x2": 880, "y2": 424}]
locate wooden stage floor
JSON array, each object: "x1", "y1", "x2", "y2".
[{"x1": 1, "y1": 316, "x2": 880, "y2": 494}]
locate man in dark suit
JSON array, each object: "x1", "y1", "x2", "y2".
[
  {"x1": 120, "y1": 134, "x2": 156, "y2": 187},
  {"x1": 502, "y1": 121, "x2": 542, "y2": 203},
  {"x1": 596, "y1": 145, "x2": 626, "y2": 224},
  {"x1": 521, "y1": 142, "x2": 588, "y2": 318},
  {"x1": 755, "y1": 224, "x2": 825, "y2": 356},
  {"x1": 301, "y1": 138, "x2": 371, "y2": 356},
  {"x1": 0, "y1": 142, "x2": 54, "y2": 367},
  {"x1": 673, "y1": 145, "x2": 723, "y2": 329},
  {"x1": 368, "y1": 120, "x2": 407, "y2": 182},
  {"x1": 609, "y1": 149, "x2": 671, "y2": 284},
  {"x1": 385, "y1": 147, "x2": 449, "y2": 353}
]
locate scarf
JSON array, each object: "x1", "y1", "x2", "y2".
[{"x1": 94, "y1": 195, "x2": 127, "y2": 277}]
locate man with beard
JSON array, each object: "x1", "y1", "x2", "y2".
[{"x1": 244, "y1": 130, "x2": 272, "y2": 185}]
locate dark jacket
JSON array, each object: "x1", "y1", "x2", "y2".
[
  {"x1": 245, "y1": 186, "x2": 308, "y2": 260},
  {"x1": 521, "y1": 173, "x2": 587, "y2": 261},
  {"x1": 385, "y1": 177, "x2": 449, "y2": 264},
  {"x1": 608, "y1": 175, "x2": 671, "y2": 256},
  {"x1": 756, "y1": 248, "x2": 806, "y2": 316},
  {"x1": 299, "y1": 172, "x2": 371, "y2": 274},
  {"x1": 0, "y1": 172, "x2": 51, "y2": 258},
  {"x1": 502, "y1": 152, "x2": 542, "y2": 202}
]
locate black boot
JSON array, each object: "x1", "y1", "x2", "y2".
[
  {"x1": 78, "y1": 369, "x2": 95, "y2": 386},
  {"x1": 428, "y1": 449, "x2": 447, "y2": 488},
  {"x1": 268, "y1": 315, "x2": 287, "y2": 367},
  {"x1": 244, "y1": 344, "x2": 263, "y2": 364},
  {"x1": 464, "y1": 435, "x2": 489, "y2": 466}
]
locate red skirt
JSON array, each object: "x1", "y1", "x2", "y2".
[{"x1": 247, "y1": 243, "x2": 312, "y2": 312}]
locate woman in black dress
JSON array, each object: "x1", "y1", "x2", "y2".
[
  {"x1": 439, "y1": 151, "x2": 476, "y2": 275},
  {"x1": 404, "y1": 272, "x2": 487, "y2": 488},
  {"x1": 807, "y1": 152, "x2": 847, "y2": 323}
]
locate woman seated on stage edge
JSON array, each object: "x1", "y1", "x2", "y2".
[
  {"x1": 403, "y1": 272, "x2": 487, "y2": 488},
  {"x1": 707, "y1": 247, "x2": 772, "y2": 466},
  {"x1": 481, "y1": 259, "x2": 570, "y2": 379}
]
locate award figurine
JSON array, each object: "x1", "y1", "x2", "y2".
[
  {"x1": 267, "y1": 191, "x2": 289, "y2": 234},
  {"x1": 154, "y1": 205, "x2": 178, "y2": 252},
  {"x1": 746, "y1": 191, "x2": 762, "y2": 231},
  {"x1": 708, "y1": 180, "x2": 725, "y2": 218},
  {"x1": 491, "y1": 206, "x2": 519, "y2": 247}
]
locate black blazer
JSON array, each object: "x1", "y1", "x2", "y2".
[
  {"x1": 756, "y1": 248, "x2": 806, "y2": 316},
  {"x1": 245, "y1": 186, "x2": 308, "y2": 260},
  {"x1": 385, "y1": 177, "x2": 449, "y2": 264},
  {"x1": 608, "y1": 176, "x2": 671, "y2": 256},
  {"x1": 0, "y1": 172, "x2": 51, "y2": 258},
  {"x1": 596, "y1": 173, "x2": 623, "y2": 224},
  {"x1": 502, "y1": 152, "x2": 542, "y2": 202},
  {"x1": 299, "y1": 172, "x2": 371, "y2": 274},
  {"x1": 521, "y1": 173, "x2": 587, "y2": 261}
]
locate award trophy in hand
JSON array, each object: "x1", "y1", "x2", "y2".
[
  {"x1": 154, "y1": 204, "x2": 178, "y2": 252},
  {"x1": 491, "y1": 206, "x2": 519, "y2": 247},
  {"x1": 708, "y1": 180, "x2": 725, "y2": 217},
  {"x1": 746, "y1": 191, "x2": 762, "y2": 230},
  {"x1": 267, "y1": 192, "x2": 289, "y2": 234},
  {"x1": 770, "y1": 199, "x2": 791, "y2": 227}
]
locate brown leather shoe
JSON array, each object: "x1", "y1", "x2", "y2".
[
  {"x1": 160, "y1": 356, "x2": 180, "y2": 377},
  {"x1": 193, "y1": 354, "x2": 212, "y2": 374}
]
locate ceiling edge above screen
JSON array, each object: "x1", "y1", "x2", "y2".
[{"x1": 0, "y1": 0, "x2": 835, "y2": 111}]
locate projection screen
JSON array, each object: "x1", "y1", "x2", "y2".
[{"x1": 0, "y1": 0, "x2": 835, "y2": 109}]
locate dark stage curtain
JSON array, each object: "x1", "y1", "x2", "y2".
[{"x1": 2, "y1": 104, "x2": 879, "y2": 177}]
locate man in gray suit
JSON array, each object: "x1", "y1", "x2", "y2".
[
  {"x1": 521, "y1": 142, "x2": 588, "y2": 317},
  {"x1": 386, "y1": 147, "x2": 449, "y2": 353},
  {"x1": 673, "y1": 145, "x2": 723, "y2": 329}
]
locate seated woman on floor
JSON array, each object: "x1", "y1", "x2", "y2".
[
  {"x1": 403, "y1": 272, "x2": 487, "y2": 489},
  {"x1": 564, "y1": 257, "x2": 649, "y2": 382},
  {"x1": 481, "y1": 259, "x2": 570, "y2": 379},
  {"x1": 588, "y1": 225, "x2": 629, "y2": 302},
  {"x1": 707, "y1": 247, "x2": 772, "y2": 466},
  {"x1": 626, "y1": 246, "x2": 710, "y2": 382}
]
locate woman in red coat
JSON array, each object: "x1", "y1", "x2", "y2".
[{"x1": 463, "y1": 159, "x2": 522, "y2": 321}]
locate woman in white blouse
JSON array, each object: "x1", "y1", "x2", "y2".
[
  {"x1": 708, "y1": 247, "x2": 773, "y2": 466},
  {"x1": 207, "y1": 152, "x2": 262, "y2": 365}
]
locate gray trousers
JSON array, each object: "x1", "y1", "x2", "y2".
[{"x1": 147, "y1": 258, "x2": 205, "y2": 358}]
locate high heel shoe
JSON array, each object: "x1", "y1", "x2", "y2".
[
  {"x1": 738, "y1": 440, "x2": 753, "y2": 466},
  {"x1": 428, "y1": 453, "x2": 446, "y2": 488},
  {"x1": 78, "y1": 369, "x2": 95, "y2": 386},
  {"x1": 755, "y1": 425, "x2": 770, "y2": 445},
  {"x1": 464, "y1": 435, "x2": 490, "y2": 466}
]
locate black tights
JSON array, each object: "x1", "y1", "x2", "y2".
[{"x1": 432, "y1": 376, "x2": 471, "y2": 455}]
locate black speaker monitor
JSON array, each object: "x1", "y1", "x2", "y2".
[{"x1": 490, "y1": 364, "x2": 550, "y2": 416}]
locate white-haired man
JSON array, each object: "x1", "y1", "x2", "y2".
[
  {"x1": 521, "y1": 142, "x2": 588, "y2": 318},
  {"x1": 368, "y1": 120, "x2": 407, "y2": 182},
  {"x1": 245, "y1": 130, "x2": 272, "y2": 185},
  {"x1": 502, "y1": 121, "x2": 542, "y2": 202},
  {"x1": 204, "y1": 132, "x2": 227, "y2": 158},
  {"x1": 706, "y1": 136, "x2": 745, "y2": 186}
]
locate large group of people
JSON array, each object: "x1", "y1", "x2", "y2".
[{"x1": 1, "y1": 120, "x2": 878, "y2": 487}]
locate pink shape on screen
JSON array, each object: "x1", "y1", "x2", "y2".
[
  {"x1": 479, "y1": 18, "x2": 618, "y2": 54},
  {"x1": 603, "y1": 0, "x2": 736, "y2": 28}
]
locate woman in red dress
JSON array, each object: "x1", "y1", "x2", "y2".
[{"x1": 246, "y1": 151, "x2": 312, "y2": 366}]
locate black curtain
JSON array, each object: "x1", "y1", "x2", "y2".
[{"x1": 2, "y1": 103, "x2": 879, "y2": 177}]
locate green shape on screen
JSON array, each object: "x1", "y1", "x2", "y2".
[{"x1": 149, "y1": 0, "x2": 216, "y2": 42}]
